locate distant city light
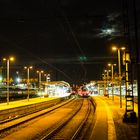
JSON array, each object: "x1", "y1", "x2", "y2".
[
  {"x1": 0, "y1": 76, "x2": 2, "y2": 82},
  {"x1": 16, "y1": 77, "x2": 21, "y2": 83}
]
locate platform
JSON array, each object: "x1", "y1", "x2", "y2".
[
  {"x1": 0, "y1": 97, "x2": 57, "y2": 111},
  {"x1": 90, "y1": 95, "x2": 138, "y2": 140}
]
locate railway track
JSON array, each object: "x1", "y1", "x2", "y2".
[
  {"x1": 0, "y1": 98, "x2": 67, "y2": 123},
  {"x1": 0, "y1": 97, "x2": 96, "y2": 140},
  {"x1": 40, "y1": 98, "x2": 95, "y2": 140},
  {"x1": 0, "y1": 98, "x2": 76, "y2": 138}
]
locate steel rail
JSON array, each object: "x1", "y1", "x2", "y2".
[
  {"x1": 40, "y1": 99, "x2": 84, "y2": 140},
  {"x1": 40, "y1": 99, "x2": 92, "y2": 140},
  {"x1": 70, "y1": 99, "x2": 91, "y2": 140},
  {"x1": 0, "y1": 98, "x2": 65, "y2": 124},
  {"x1": 0, "y1": 98, "x2": 75, "y2": 133}
]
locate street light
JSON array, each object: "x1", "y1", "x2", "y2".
[
  {"x1": 44, "y1": 74, "x2": 48, "y2": 83},
  {"x1": 108, "y1": 63, "x2": 117, "y2": 101},
  {"x1": 3, "y1": 56, "x2": 15, "y2": 105},
  {"x1": 102, "y1": 73, "x2": 107, "y2": 96},
  {"x1": 112, "y1": 46, "x2": 125, "y2": 108},
  {"x1": 104, "y1": 69, "x2": 111, "y2": 96},
  {"x1": 44, "y1": 73, "x2": 49, "y2": 97},
  {"x1": 44, "y1": 73, "x2": 50, "y2": 83},
  {"x1": 37, "y1": 70, "x2": 44, "y2": 91},
  {"x1": 47, "y1": 74, "x2": 51, "y2": 82},
  {"x1": 24, "y1": 66, "x2": 33, "y2": 101}
]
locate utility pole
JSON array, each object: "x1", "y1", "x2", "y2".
[
  {"x1": 132, "y1": 0, "x2": 140, "y2": 138},
  {"x1": 122, "y1": 0, "x2": 137, "y2": 123}
]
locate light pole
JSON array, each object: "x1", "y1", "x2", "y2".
[
  {"x1": 44, "y1": 74, "x2": 48, "y2": 83},
  {"x1": 104, "y1": 69, "x2": 111, "y2": 97},
  {"x1": 3, "y1": 57, "x2": 15, "y2": 105},
  {"x1": 102, "y1": 73, "x2": 107, "y2": 96},
  {"x1": 24, "y1": 66, "x2": 33, "y2": 101},
  {"x1": 108, "y1": 63, "x2": 116, "y2": 101},
  {"x1": 47, "y1": 74, "x2": 51, "y2": 82},
  {"x1": 37, "y1": 70, "x2": 44, "y2": 91},
  {"x1": 44, "y1": 73, "x2": 50, "y2": 83},
  {"x1": 112, "y1": 46, "x2": 125, "y2": 108},
  {"x1": 44, "y1": 73, "x2": 49, "y2": 96}
]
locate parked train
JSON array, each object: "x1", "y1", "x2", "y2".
[{"x1": 0, "y1": 87, "x2": 39, "y2": 100}]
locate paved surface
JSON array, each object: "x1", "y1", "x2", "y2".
[{"x1": 91, "y1": 95, "x2": 138, "y2": 140}]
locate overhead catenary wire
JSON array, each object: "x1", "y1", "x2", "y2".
[
  {"x1": 56, "y1": 4, "x2": 87, "y2": 81},
  {"x1": 2, "y1": 39, "x2": 73, "y2": 82}
]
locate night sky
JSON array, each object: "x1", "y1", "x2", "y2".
[{"x1": 0, "y1": 0, "x2": 140, "y2": 85}]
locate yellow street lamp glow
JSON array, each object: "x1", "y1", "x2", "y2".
[
  {"x1": 3, "y1": 58, "x2": 6, "y2": 61},
  {"x1": 111, "y1": 45, "x2": 125, "y2": 108},
  {"x1": 112, "y1": 46, "x2": 117, "y2": 51},
  {"x1": 2, "y1": 56, "x2": 15, "y2": 105},
  {"x1": 37, "y1": 70, "x2": 44, "y2": 95},
  {"x1": 24, "y1": 66, "x2": 27, "y2": 69},
  {"x1": 24, "y1": 66, "x2": 33, "y2": 101},
  {"x1": 108, "y1": 63, "x2": 111, "y2": 66},
  {"x1": 9, "y1": 57, "x2": 14, "y2": 61},
  {"x1": 108, "y1": 63, "x2": 116, "y2": 67},
  {"x1": 121, "y1": 47, "x2": 125, "y2": 50},
  {"x1": 24, "y1": 66, "x2": 33, "y2": 69},
  {"x1": 112, "y1": 46, "x2": 125, "y2": 51},
  {"x1": 37, "y1": 70, "x2": 44, "y2": 73},
  {"x1": 104, "y1": 69, "x2": 111, "y2": 73},
  {"x1": 107, "y1": 63, "x2": 116, "y2": 101},
  {"x1": 3, "y1": 57, "x2": 15, "y2": 61}
]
